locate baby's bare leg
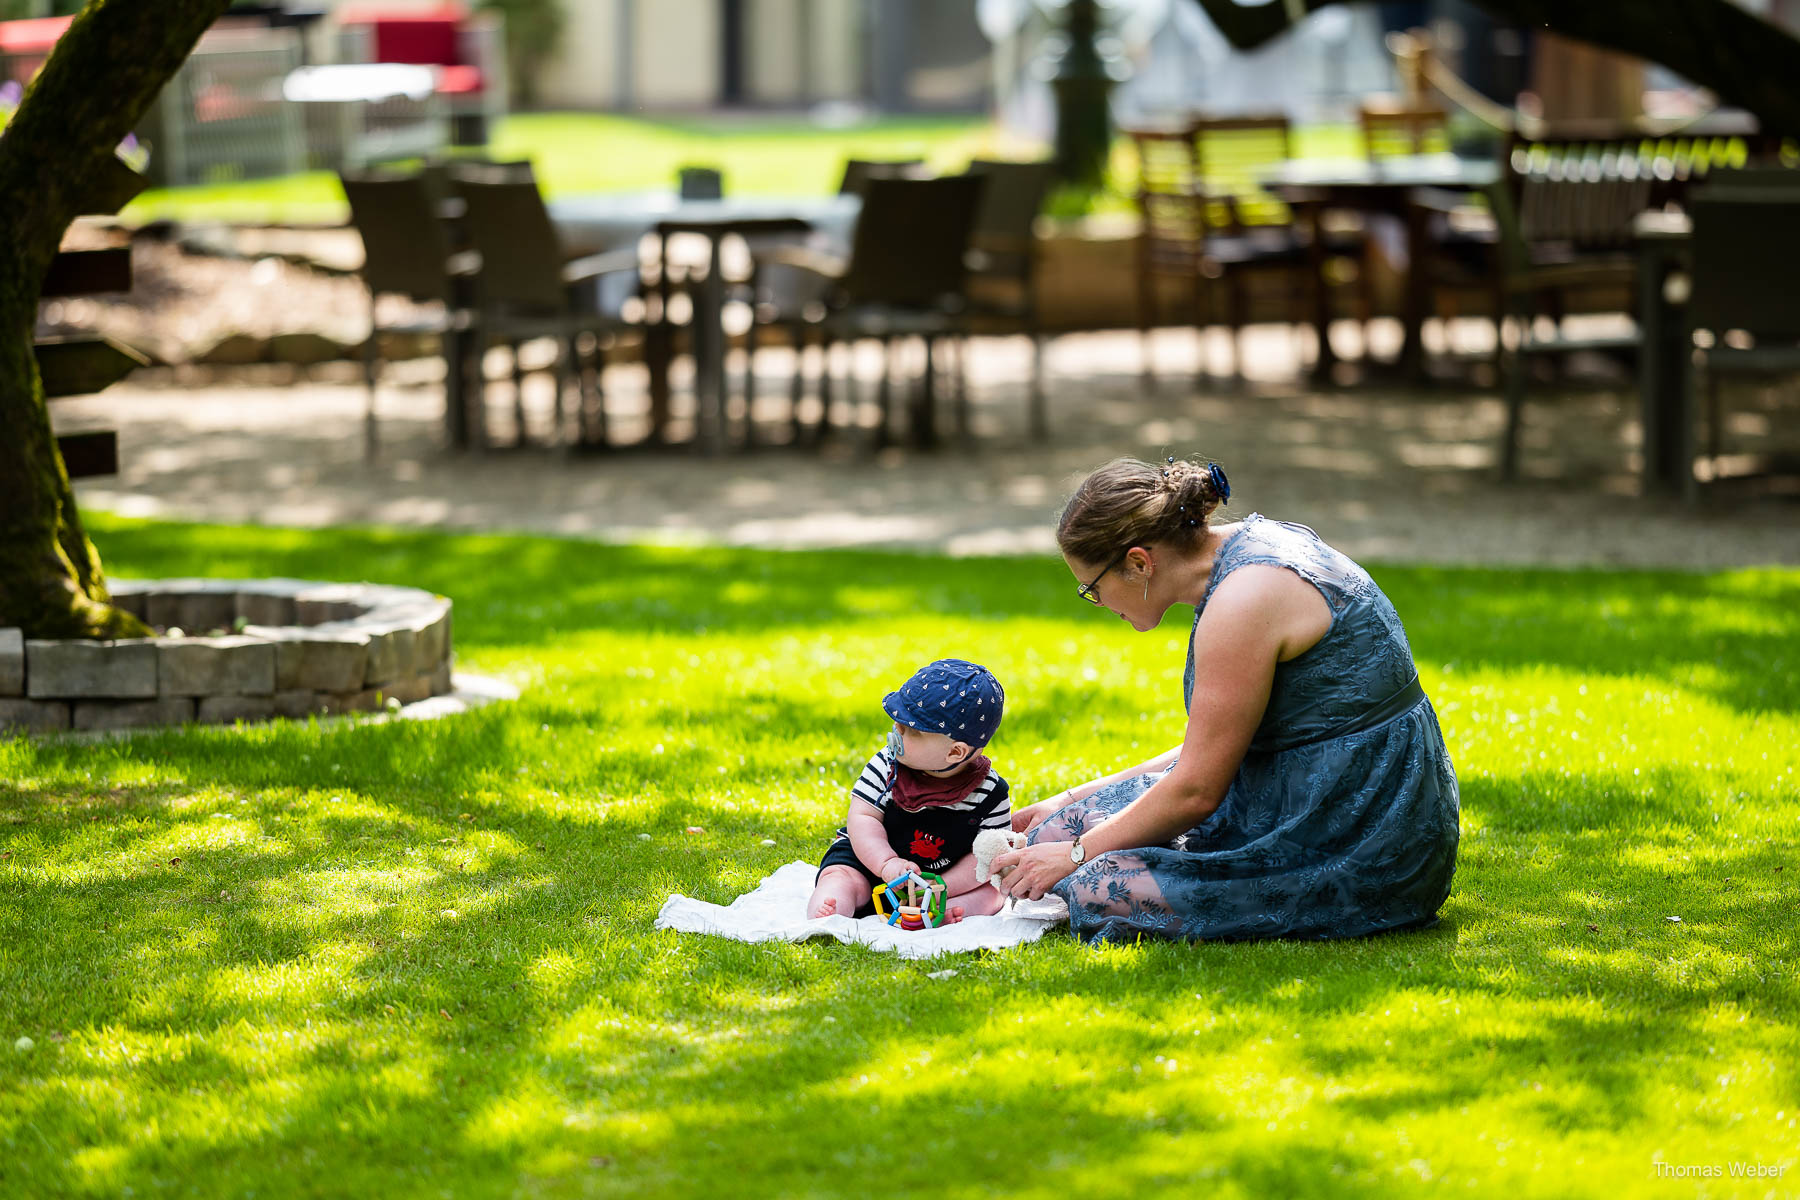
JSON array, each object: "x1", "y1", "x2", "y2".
[
  {"x1": 807, "y1": 865, "x2": 872, "y2": 919},
  {"x1": 945, "y1": 882, "x2": 1006, "y2": 923}
]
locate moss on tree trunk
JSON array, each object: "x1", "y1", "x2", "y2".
[{"x1": 0, "y1": 0, "x2": 232, "y2": 638}]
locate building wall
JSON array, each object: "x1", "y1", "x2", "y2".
[
  {"x1": 747, "y1": 0, "x2": 803, "y2": 104},
  {"x1": 319, "y1": 0, "x2": 862, "y2": 112},
  {"x1": 633, "y1": 0, "x2": 721, "y2": 107},
  {"x1": 808, "y1": 0, "x2": 863, "y2": 101},
  {"x1": 539, "y1": 0, "x2": 621, "y2": 109},
  {"x1": 745, "y1": 0, "x2": 864, "y2": 105}
]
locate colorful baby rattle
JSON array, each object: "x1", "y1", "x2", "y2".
[{"x1": 871, "y1": 869, "x2": 948, "y2": 930}]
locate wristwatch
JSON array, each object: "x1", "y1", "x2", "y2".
[{"x1": 1069, "y1": 836, "x2": 1087, "y2": 866}]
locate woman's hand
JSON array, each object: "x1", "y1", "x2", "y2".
[
  {"x1": 1010, "y1": 796, "x2": 1068, "y2": 834},
  {"x1": 992, "y1": 841, "x2": 1079, "y2": 901}
]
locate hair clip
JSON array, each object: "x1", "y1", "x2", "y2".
[{"x1": 1206, "y1": 462, "x2": 1232, "y2": 505}]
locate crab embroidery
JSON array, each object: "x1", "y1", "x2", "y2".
[{"x1": 909, "y1": 831, "x2": 945, "y2": 861}]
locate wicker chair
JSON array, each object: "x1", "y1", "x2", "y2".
[
  {"x1": 1130, "y1": 116, "x2": 1359, "y2": 381},
  {"x1": 963, "y1": 158, "x2": 1057, "y2": 438},
  {"x1": 750, "y1": 174, "x2": 985, "y2": 450},
  {"x1": 1684, "y1": 177, "x2": 1800, "y2": 498},
  {"x1": 340, "y1": 170, "x2": 475, "y2": 457},
  {"x1": 449, "y1": 164, "x2": 645, "y2": 451}
]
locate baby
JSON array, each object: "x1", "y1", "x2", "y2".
[{"x1": 807, "y1": 658, "x2": 1012, "y2": 923}]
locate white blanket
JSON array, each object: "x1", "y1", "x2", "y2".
[{"x1": 655, "y1": 861, "x2": 1069, "y2": 960}]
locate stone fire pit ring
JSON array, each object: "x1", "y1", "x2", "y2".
[{"x1": 1, "y1": 578, "x2": 464, "y2": 733}]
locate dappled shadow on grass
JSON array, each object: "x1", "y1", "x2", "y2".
[
  {"x1": 1462, "y1": 763, "x2": 1784, "y2": 836},
  {"x1": 87, "y1": 517, "x2": 1800, "y2": 716},
  {"x1": 7, "y1": 520, "x2": 1794, "y2": 1190},
  {"x1": 1379, "y1": 565, "x2": 1800, "y2": 716},
  {"x1": 5, "y1": 723, "x2": 1797, "y2": 1193},
  {"x1": 86, "y1": 517, "x2": 1080, "y2": 645}
]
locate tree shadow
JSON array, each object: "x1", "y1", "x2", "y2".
[
  {"x1": 7, "y1": 731, "x2": 1795, "y2": 1195},
  {"x1": 88, "y1": 517, "x2": 1800, "y2": 721},
  {"x1": 7, "y1": 519, "x2": 1793, "y2": 1191}
]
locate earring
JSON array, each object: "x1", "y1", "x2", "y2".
[{"x1": 1142, "y1": 579, "x2": 1149, "y2": 602}]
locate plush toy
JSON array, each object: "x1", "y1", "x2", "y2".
[{"x1": 972, "y1": 827, "x2": 1028, "y2": 914}]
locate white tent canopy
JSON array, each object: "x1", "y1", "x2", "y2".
[{"x1": 981, "y1": 0, "x2": 1397, "y2": 137}]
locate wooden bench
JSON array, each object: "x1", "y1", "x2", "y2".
[{"x1": 41, "y1": 156, "x2": 150, "y2": 480}]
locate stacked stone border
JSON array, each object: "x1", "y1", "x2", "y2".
[{"x1": 0, "y1": 579, "x2": 453, "y2": 733}]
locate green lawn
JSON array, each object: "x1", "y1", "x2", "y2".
[
  {"x1": 116, "y1": 111, "x2": 1368, "y2": 227},
  {"x1": 3, "y1": 516, "x2": 1797, "y2": 1197}
]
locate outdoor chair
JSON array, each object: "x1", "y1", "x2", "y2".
[
  {"x1": 749, "y1": 173, "x2": 985, "y2": 450},
  {"x1": 1129, "y1": 117, "x2": 1358, "y2": 382},
  {"x1": 1128, "y1": 123, "x2": 1211, "y2": 376},
  {"x1": 340, "y1": 169, "x2": 476, "y2": 457},
  {"x1": 1418, "y1": 130, "x2": 1676, "y2": 388},
  {"x1": 1486, "y1": 154, "x2": 1654, "y2": 480},
  {"x1": 1683, "y1": 182, "x2": 1800, "y2": 499},
  {"x1": 837, "y1": 158, "x2": 928, "y2": 196},
  {"x1": 1194, "y1": 114, "x2": 1349, "y2": 376},
  {"x1": 450, "y1": 164, "x2": 645, "y2": 451},
  {"x1": 963, "y1": 158, "x2": 1057, "y2": 438},
  {"x1": 742, "y1": 159, "x2": 933, "y2": 443},
  {"x1": 1358, "y1": 98, "x2": 1451, "y2": 159}
]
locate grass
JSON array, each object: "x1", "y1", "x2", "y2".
[
  {"x1": 116, "y1": 111, "x2": 1369, "y2": 227},
  {"x1": 3, "y1": 515, "x2": 1798, "y2": 1197},
  {"x1": 118, "y1": 112, "x2": 1002, "y2": 227}
]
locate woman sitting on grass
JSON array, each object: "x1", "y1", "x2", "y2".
[{"x1": 993, "y1": 456, "x2": 1459, "y2": 943}]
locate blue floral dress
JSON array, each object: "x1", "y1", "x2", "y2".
[{"x1": 1033, "y1": 513, "x2": 1459, "y2": 943}]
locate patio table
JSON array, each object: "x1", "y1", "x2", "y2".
[
  {"x1": 1258, "y1": 154, "x2": 1502, "y2": 381},
  {"x1": 549, "y1": 192, "x2": 861, "y2": 453}
]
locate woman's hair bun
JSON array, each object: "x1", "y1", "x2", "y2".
[{"x1": 1057, "y1": 455, "x2": 1229, "y2": 564}]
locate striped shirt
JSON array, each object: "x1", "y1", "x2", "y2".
[{"x1": 835, "y1": 745, "x2": 1012, "y2": 874}]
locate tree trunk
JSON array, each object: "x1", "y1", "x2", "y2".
[
  {"x1": 1187, "y1": 0, "x2": 1800, "y2": 137},
  {"x1": 0, "y1": 0, "x2": 233, "y2": 638}
]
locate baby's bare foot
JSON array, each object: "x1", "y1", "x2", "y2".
[
  {"x1": 945, "y1": 905, "x2": 966, "y2": 925},
  {"x1": 812, "y1": 897, "x2": 839, "y2": 919}
]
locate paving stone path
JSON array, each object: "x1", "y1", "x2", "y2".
[{"x1": 64, "y1": 329, "x2": 1799, "y2": 570}]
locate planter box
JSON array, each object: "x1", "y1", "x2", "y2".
[{"x1": 2, "y1": 580, "x2": 456, "y2": 734}]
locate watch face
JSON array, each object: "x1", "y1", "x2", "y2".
[{"x1": 1070, "y1": 839, "x2": 1085, "y2": 865}]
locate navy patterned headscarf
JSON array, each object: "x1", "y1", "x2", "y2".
[{"x1": 882, "y1": 659, "x2": 1004, "y2": 747}]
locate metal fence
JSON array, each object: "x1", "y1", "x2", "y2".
[{"x1": 139, "y1": 26, "x2": 308, "y2": 187}]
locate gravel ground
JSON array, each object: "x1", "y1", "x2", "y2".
[{"x1": 59, "y1": 324, "x2": 1800, "y2": 569}]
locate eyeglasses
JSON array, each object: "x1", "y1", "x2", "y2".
[{"x1": 1076, "y1": 549, "x2": 1129, "y2": 606}]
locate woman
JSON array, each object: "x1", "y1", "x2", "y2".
[{"x1": 994, "y1": 456, "x2": 1459, "y2": 943}]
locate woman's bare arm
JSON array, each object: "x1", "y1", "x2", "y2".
[
  {"x1": 998, "y1": 565, "x2": 1331, "y2": 896},
  {"x1": 1012, "y1": 745, "x2": 1182, "y2": 832},
  {"x1": 1060, "y1": 745, "x2": 1184, "y2": 803}
]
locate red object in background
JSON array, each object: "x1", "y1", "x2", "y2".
[
  {"x1": 0, "y1": 14, "x2": 74, "y2": 84},
  {"x1": 336, "y1": 2, "x2": 484, "y2": 93},
  {"x1": 336, "y1": 1, "x2": 469, "y2": 23},
  {"x1": 437, "y1": 64, "x2": 481, "y2": 95},
  {"x1": 0, "y1": 15, "x2": 73, "y2": 55}
]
